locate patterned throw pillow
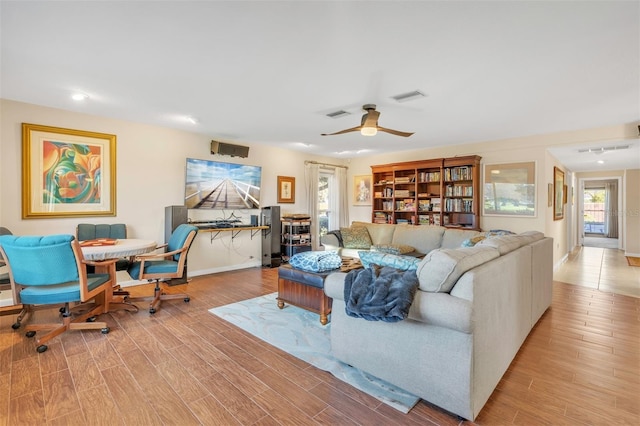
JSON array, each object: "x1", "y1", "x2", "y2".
[
  {"x1": 371, "y1": 244, "x2": 415, "y2": 255},
  {"x1": 358, "y1": 251, "x2": 421, "y2": 271},
  {"x1": 289, "y1": 251, "x2": 342, "y2": 272},
  {"x1": 341, "y1": 227, "x2": 372, "y2": 249}
]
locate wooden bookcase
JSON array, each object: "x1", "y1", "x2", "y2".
[{"x1": 371, "y1": 155, "x2": 481, "y2": 230}]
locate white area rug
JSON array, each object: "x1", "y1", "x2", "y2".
[{"x1": 209, "y1": 293, "x2": 419, "y2": 413}]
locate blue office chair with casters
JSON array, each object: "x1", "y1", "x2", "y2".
[
  {"x1": 0, "y1": 227, "x2": 12, "y2": 288},
  {"x1": 0, "y1": 234, "x2": 116, "y2": 353},
  {"x1": 76, "y1": 223, "x2": 130, "y2": 271},
  {"x1": 128, "y1": 224, "x2": 198, "y2": 314}
]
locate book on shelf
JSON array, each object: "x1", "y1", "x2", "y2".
[
  {"x1": 431, "y1": 214, "x2": 440, "y2": 225},
  {"x1": 396, "y1": 219, "x2": 409, "y2": 224},
  {"x1": 418, "y1": 200, "x2": 430, "y2": 211},
  {"x1": 394, "y1": 189, "x2": 413, "y2": 197},
  {"x1": 418, "y1": 215, "x2": 430, "y2": 225},
  {"x1": 431, "y1": 197, "x2": 441, "y2": 212},
  {"x1": 395, "y1": 175, "x2": 416, "y2": 183}
]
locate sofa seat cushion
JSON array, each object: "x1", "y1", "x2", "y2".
[
  {"x1": 341, "y1": 226, "x2": 372, "y2": 249},
  {"x1": 417, "y1": 246, "x2": 500, "y2": 292},
  {"x1": 391, "y1": 225, "x2": 444, "y2": 254},
  {"x1": 289, "y1": 250, "x2": 342, "y2": 273},
  {"x1": 358, "y1": 251, "x2": 421, "y2": 271},
  {"x1": 408, "y1": 291, "x2": 473, "y2": 333},
  {"x1": 371, "y1": 244, "x2": 415, "y2": 255}
]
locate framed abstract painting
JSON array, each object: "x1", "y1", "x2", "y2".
[{"x1": 22, "y1": 123, "x2": 117, "y2": 219}]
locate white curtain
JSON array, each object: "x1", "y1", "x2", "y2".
[
  {"x1": 335, "y1": 166, "x2": 350, "y2": 228},
  {"x1": 305, "y1": 163, "x2": 320, "y2": 250},
  {"x1": 604, "y1": 181, "x2": 618, "y2": 238}
]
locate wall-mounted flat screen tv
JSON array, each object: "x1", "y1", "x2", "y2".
[{"x1": 184, "y1": 158, "x2": 261, "y2": 209}]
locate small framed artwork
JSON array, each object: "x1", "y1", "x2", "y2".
[
  {"x1": 553, "y1": 166, "x2": 564, "y2": 221},
  {"x1": 22, "y1": 123, "x2": 117, "y2": 219},
  {"x1": 482, "y1": 161, "x2": 536, "y2": 217},
  {"x1": 277, "y1": 175, "x2": 295, "y2": 203},
  {"x1": 354, "y1": 175, "x2": 372, "y2": 205}
]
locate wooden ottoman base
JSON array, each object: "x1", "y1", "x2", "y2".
[{"x1": 277, "y1": 276, "x2": 333, "y2": 325}]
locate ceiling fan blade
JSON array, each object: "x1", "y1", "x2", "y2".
[
  {"x1": 321, "y1": 126, "x2": 362, "y2": 136},
  {"x1": 377, "y1": 126, "x2": 414, "y2": 137}
]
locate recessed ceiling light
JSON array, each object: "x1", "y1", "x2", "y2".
[
  {"x1": 185, "y1": 116, "x2": 198, "y2": 124},
  {"x1": 71, "y1": 93, "x2": 89, "y2": 101},
  {"x1": 597, "y1": 160, "x2": 604, "y2": 164}
]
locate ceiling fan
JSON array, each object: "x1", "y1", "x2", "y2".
[{"x1": 321, "y1": 104, "x2": 414, "y2": 137}]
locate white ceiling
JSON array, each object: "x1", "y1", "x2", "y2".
[{"x1": 1, "y1": 1, "x2": 638, "y2": 171}]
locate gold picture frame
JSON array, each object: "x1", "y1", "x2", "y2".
[
  {"x1": 553, "y1": 166, "x2": 564, "y2": 221},
  {"x1": 22, "y1": 123, "x2": 117, "y2": 219},
  {"x1": 277, "y1": 175, "x2": 295, "y2": 203},
  {"x1": 353, "y1": 174, "x2": 372, "y2": 205}
]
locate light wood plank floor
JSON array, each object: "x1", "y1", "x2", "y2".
[{"x1": 0, "y1": 265, "x2": 638, "y2": 425}]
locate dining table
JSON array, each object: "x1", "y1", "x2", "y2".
[{"x1": 80, "y1": 238, "x2": 157, "y2": 313}]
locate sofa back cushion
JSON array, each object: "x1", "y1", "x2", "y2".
[
  {"x1": 391, "y1": 225, "x2": 444, "y2": 254},
  {"x1": 352, "y1": 221, "x2": 396, "y2": 245},
  {"x1": 416, "y1": 245, "x2": 500, "y2": 292},
  {"x1": 476, "y1": 234, "x2": 525, "y2": 255},
  {"x1": 441, "y1": 228, "x2": 481, "y2": 249}
]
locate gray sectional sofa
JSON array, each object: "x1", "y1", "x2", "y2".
[{"x1": 322, "y1": 223, "x2": 553, "y2": 420}]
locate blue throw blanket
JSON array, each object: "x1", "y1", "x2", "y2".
[{"x1": 344, "y1": 265, "x2": 418, "y2": 322}]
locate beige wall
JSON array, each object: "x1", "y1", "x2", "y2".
[
  {"x1": 2, "y1": 98, "x2": 636, "y2": 273},
  {"x1": 0, "y1": 99, "x2": 343, "y2": 275}
]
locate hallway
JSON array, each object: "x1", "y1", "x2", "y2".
[{"x1": 554, "y1": 246, "x2": 640, "y2": 298}]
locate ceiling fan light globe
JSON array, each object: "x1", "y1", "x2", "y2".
[{"x1": 361, "y1": 126, "x2": 377, "y2": 136}]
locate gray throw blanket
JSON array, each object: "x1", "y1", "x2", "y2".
[{"x1": 344, "y1": 265, "x2": 418, "y2": 322}]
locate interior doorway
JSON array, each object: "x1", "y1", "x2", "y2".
[{"x1": 580, "y1": 178, "x2": 620, "y2": 249}]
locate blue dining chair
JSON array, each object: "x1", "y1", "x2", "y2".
[
  {"x1": 128, "y1": 224, "x2": 198, "y2": 314},
  {"x1": 0, "y1": 227, "x2": 12, "y2": 288},
  {"x1": 0, "y1": 234, "x2": 116, "y2": 353},
  {"x1": 76, "y1": 223, "x2": 130, "y2": 271}
]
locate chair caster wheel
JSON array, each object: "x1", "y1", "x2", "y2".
[
  {"x1": 87, "y1": 316, "x2": 96, "y2": 322},
  {"x1": 26, "y1": 330, "x2": 36, "y2": 338},
  {"x1": 12, "y1": 323, "x2": 20, "y2": 330},
  {"x1": 184, "y1": 297, "x2": 190, "y2": 303},
  {"x1": 101, "y1": 327, "x2": 110, "y2": 334},
  {"x1": 149, "y1": 308, "x2": 156, "y2": 314},
  {"x1": 59, "y1": 307, "x2": 65, "y2": 313},
  {"x1": 36, "y1": 345, "x2": 48, "y2": 353}
]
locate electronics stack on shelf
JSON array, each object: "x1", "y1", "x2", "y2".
[{"x1": 281, "y1": 215, "x2": 312, "y2": 262}]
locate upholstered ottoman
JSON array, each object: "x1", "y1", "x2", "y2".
[{"x1": 277, "y1": 263, "x2": 335, "y2": 325}]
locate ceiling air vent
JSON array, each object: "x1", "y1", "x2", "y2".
[
  {"x1": 578, "y1": 145, "x2": 630, "y2": 153},
  {"x1": 390, "y1": 90, "x2": 426, "y2": 103},
  {"x1": 326, "y1": 110, "x2": 351, "y2": 119}
]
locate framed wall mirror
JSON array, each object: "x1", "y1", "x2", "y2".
[
  {"x1": 483, "y1": 161, "x2": 536, "y2": 217},
  {"x1": 553, "y1": 166, "x2": 565, "y2": 221}
]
